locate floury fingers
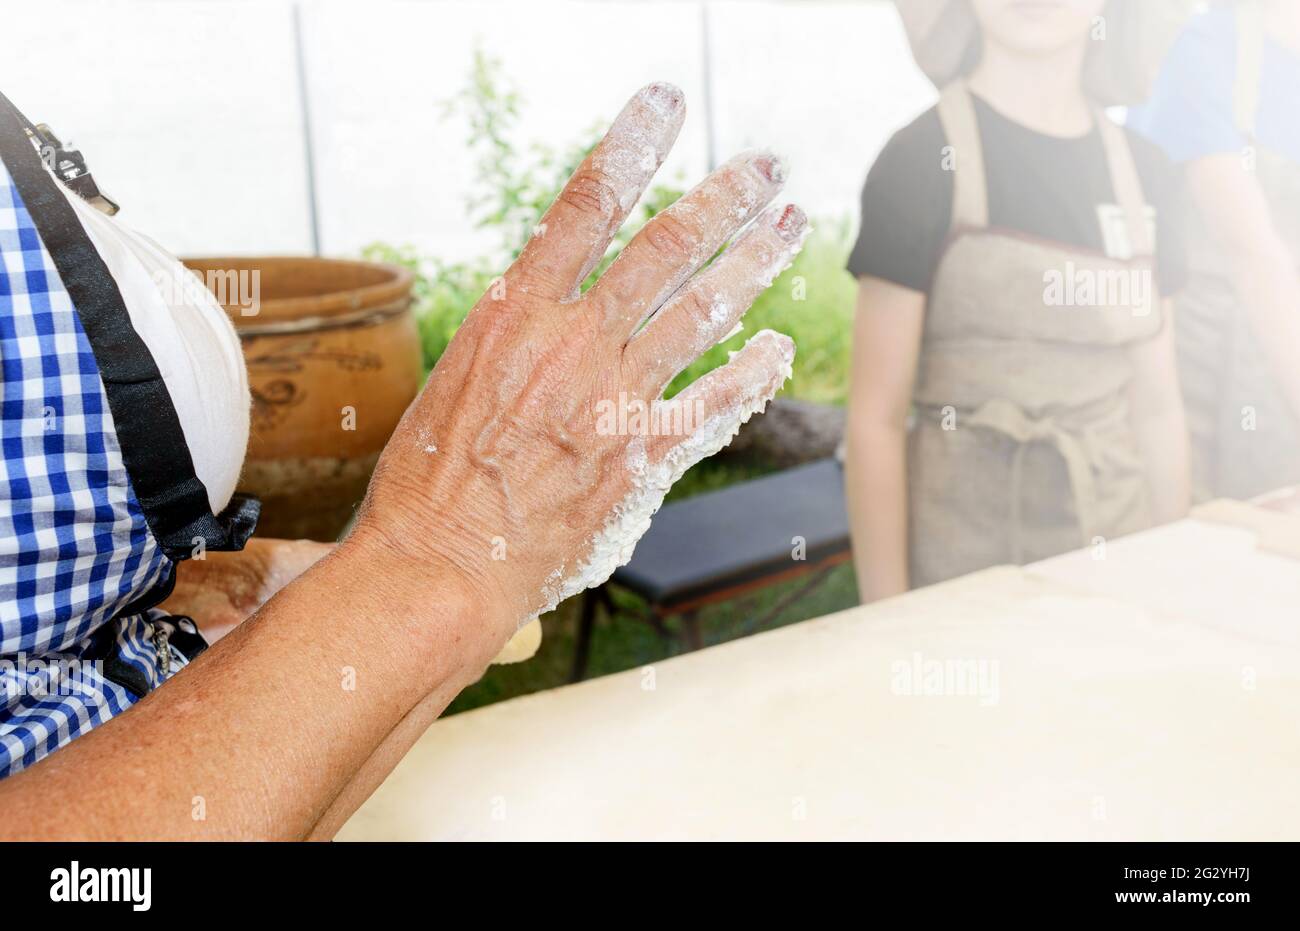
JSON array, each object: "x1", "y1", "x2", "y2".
[
  {"x1": 628, "y1": 202, "x2": 809, "y2": 390},
  {"x1": 512, "y1": 82, "x2": 687, "y2": 299},
  {"x1": 591, "y1": 149, "x2": 791, "y2": 335},
  {"x1": 357, "y1": 81, "x2": 803, "y2": 638},
  {"x1": 536, "y1": 329, "x2": 796, "y2": 621}
]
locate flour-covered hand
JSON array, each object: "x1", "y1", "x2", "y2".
[{"x1": 354, "y1": 82, "x2": 805, "y2": 639}]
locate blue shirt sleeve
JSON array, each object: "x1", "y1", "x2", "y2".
[{"x1": 1128, "y1": 9, "x2": 1245, "y2": 164}]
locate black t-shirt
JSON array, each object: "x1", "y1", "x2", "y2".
[{"x1": 847, "y1": 93, "x2": 1188, "y2": 296}]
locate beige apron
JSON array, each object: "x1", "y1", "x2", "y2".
[
  {"x1": 1179, "y1": 2, "x2": 1300, "y2": 502},
  {"x1": 908, "y1": 83, "x2": 1162, "y2": 587}
]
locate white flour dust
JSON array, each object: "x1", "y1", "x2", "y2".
[
  {"x1": 591, "y1": 83, "x2": 683, "y2": 214},
  {"x1": 564, "y1": 83, "x2": 685, "y2": 291},
  {"x1": 527, "y1": 329, "x2": 794, "y2": 625}
]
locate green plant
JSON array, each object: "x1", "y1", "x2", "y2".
[{"x1": 445, "y1": 48, "x2": 592, "y2": 262}]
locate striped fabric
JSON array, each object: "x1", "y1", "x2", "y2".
[{"x1": 0, "y1": 155, "x2": 180, "y2": 778}]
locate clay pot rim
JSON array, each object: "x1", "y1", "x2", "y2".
[
  {"x1": 228, "y1": 298, "x2": 412, "y2": 338},
  {"x1": 181, "y1": 255, "x2": 415, "y2": 326}
]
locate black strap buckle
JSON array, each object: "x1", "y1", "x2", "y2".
[
  {"x1": 85, "y1": 614, "x2": 209, "y2": 700},
  {"x1": 26, "y1": 122, "x2": 120, "y2": 215}
]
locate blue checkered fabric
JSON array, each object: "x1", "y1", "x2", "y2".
[{"x1": 0, "y1": 156, "x2": 177, "y2": 777}]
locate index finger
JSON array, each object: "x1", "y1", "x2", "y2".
[{"x1": 509, "y1": 82, "x2": 685, "y2": 301}]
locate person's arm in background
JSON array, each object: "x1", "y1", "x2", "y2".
[
  {"x1": 1185, "y1": 155, "x2": 1300, "y2": 422},
  {"x1": 1127, "y1": 299, "x2": 1191, "y2": 524},
  {"x1": 1127, "y1": 12, "x2": 1300, "y2": 426},
  {"x1": 845, "y1": 275, "x2": 925, "y2": 603},
  {"x1": 0, "y1": 83, "x2": 806, "y2": 840}
]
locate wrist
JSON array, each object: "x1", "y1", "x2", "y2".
[{"x1": 339, "y1": 519, "x2": 521, "y2": 655}]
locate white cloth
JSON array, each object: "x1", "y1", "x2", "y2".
[{"x1": 56, "y1": 183, "x2": 250, "y2": 515}]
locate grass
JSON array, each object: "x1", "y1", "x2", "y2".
[{"x1": 447, "y1": 561, "x2": 860, "y2": 715}]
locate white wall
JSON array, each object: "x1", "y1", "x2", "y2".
[
  {"x1": 2, "y1": 0, "x2": 315, "y2": 254},
  {"x1": 1, "y1": 0, "x2": 936, "y2": 260},
  {"x1": 299, "y1": 0, "x2": 710, "y2": 258}
]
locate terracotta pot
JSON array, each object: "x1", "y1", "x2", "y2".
[{"x1": 184, "y1": 256, "x2": 421, "y2": 541}]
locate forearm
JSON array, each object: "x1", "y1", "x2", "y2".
[
  {"x1": 845, "y1": 419, "x2": 910, "y2": 602},
  {"x1": 1233, "y1": 255, "x2": 1300, "y2": 422},
  {"x1": 0, "y1": 534, "x2": 507, "y2": 840},
  {"x1": 306, "y1": 678, "x2": 462, "y2": 840},
  {"x1": 1123, "y1": 300, "x2": 1190, "y2": 524},
  {"x1": 1184, "y1": 157, "x2": 1300, "y2": 423},
  {"x1": 1133, "y1": 406, "x2": 1191, "y2": 523}
]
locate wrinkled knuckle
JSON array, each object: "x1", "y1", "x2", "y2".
[
  {"x1": 696, "y1": 385, "x2": 734, "y2": 424},
  {"x1": 560, "y1": 169, "x2": 619, "y2": 221},
  {"x1": 675, "y1": 286, "x2": 714, "y2": 326},
  {"x1": 620, "y1": 344, "x2": 655, "y2": 391},
  {"x1": 510, "y1": 262, "x2": 567, "y2": 300},
  {"x1": 642, "y1": 211, "x2": 702, "y2": 264},
  {"x1": 732, "y1": 161, "x2": 772, "y2": 205},
  {"x1": 476, "y1": 305, "x2": 516, "y2": 339}
]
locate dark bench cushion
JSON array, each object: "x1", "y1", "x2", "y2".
[{"x1": 611, "y1": 458, "x2": 850, "y2": 607}]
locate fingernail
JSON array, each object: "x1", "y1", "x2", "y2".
[
  {"x1": 643, "y1": 81, "x2": 684, "y2": 114},
  {"x1": 751, "y1": 152, "x2": 787, "y2": 185},
  {"x1": 773, "y1": 204, "x2": 807, "y2": 241}
]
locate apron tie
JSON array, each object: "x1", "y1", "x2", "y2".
[{"x1": 966, "y1": 398, "x2": 1101, "y2": 560}]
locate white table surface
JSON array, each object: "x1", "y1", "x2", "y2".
[{"x1": 339, "y1": 509, "x2": 1300, "y2": 841}]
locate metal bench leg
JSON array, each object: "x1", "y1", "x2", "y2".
[
  {"x1": 679, "y1": 610, "x2": 703, "y2": 652},
  {"x1": 570, "y1": 586, "x2": 610, "y2": 683},
  {"x1": 646, "y1": 612, "x2": 673, "y2": 643},
  {"x1": 739, "y1": 565, "x2": 837, "y2": 638}
]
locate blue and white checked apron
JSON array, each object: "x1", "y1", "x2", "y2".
[{"x1": 0, "y1": 94, "x2": 257, "y2": 778}]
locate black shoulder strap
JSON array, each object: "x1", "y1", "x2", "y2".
[{"x1": 0, "y1": 90, "x2": 257, "y2": 562}]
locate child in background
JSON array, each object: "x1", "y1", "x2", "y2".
[{"x1": 846, "y1": 0, "x2": 1191, "y2": 600}]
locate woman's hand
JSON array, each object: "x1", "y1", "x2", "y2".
[
  {"x1": 353, "y1": 82, "x2": 805, "y2": 639},
  {"x1": 0, "y1": 82, "x2": 804, "y2": 841}
]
